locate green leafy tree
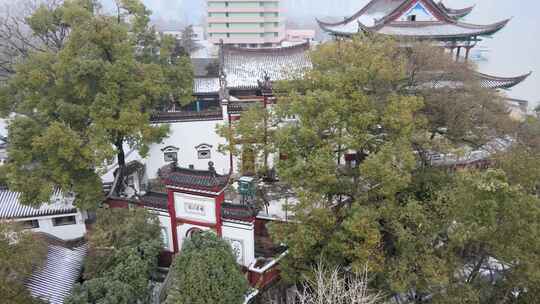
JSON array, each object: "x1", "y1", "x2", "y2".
[
  {"x1": 0, "y1": 0, "x2": 193, "y2": 209},
  {"x1": 218, "y1": 35, "x2": 539, "y2": 302},
  {"x1": 179, "y1": 25, "x2": 201, "y2": 55},
  {"x1": 66, "y1": 208, "x2": 163, "y2": 304},
  {"x1": 0, "y1": 222, "x2": 47, "y2": 304},
  {"x1": 430, "y1": 169, "x2": 540, "y2": 303},
  {"x1": 165, "y1": 231, "x2": 249, "y2": 304},
  {"x1": 217, "y1": 103, "x2": 274, "y2": 175},
  {"x1": 495, "y1": 114, "x2": 540, "y2": 197}
]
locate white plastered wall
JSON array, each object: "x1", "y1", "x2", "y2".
[
  {"x1": 398, "y1": 2, "x2": 438, "y2": 22},
  {"x1": 222, "y1": 220, "x2": 255, "y2": 267},
  {"x1": 155, "y1": 211, "x2": 173, "y2": 252},
  {"x1": 15, "y1": 212, "x2": 86, "y2": 241},
  {"x1": 145, "y1": 119, "x2": 233, "y2": 178}
]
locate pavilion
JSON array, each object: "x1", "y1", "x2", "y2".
[{"x1": 315, "y1": 0, "x2": 530, "y2": 91}]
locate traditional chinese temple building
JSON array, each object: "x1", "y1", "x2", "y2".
[
  {"x1": 316, "y1": 0, "x2": 530, "y2": 94},
  {"x1": 102, "y1": 10, "x2": 531, "y2": 295},
  {"x1": 105, "y1": 160, "x2": 291, "y2": 293},
  {"x1": 317, "y1": 0, "x2": 505, "y2": 59}
]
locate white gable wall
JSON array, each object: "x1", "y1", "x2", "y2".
[
  {"x1": 145, "y1": 119, "x2": 232, "y2": 179},
  {"x1": 397, "y1": 1, "x2": 438, "y2": 22}
]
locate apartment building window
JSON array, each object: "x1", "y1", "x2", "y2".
[
  {"x1": 53, "y1": 215, "x2": 77, "y2": 226},
  {"x1": 21, "y1": 219, "x2": 39, "y2": 229}
]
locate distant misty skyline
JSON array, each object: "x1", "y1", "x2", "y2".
[
  {"x1": 1, "y1": 0, "x2": 535, "y2": 106},
  {"x1": 123, "y1": 0, "x2": 537, "y2": 106}
]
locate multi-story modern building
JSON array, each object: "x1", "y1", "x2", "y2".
[{"x1": 207, "y1": 0, "x2": 285, "y2": 47}]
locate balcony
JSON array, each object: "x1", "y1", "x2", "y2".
[
  {"x1": 207, "y1": 7, "x2": 282, "y2": 13},
  {"x1": 208, "y1": 26, "x2": 285, "y2": 34},
  {"x1": 208, "y1": 17, "x2": 283, "y2": 23},
  {"x1": 208, "y1": 35, "x2": 285, "y2": 45}
]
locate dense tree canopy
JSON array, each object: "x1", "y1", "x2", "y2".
[
  {"x1": 165, "y1": 231, "x2": 249, "y2": 304},
  {"x1": 222, "y1": 35, "x2": 540, "y2": 303},
  {"x1": 0, "y1": 222, "x2": 47, "y2": 304},
  {"x1": 0, "y1": 0, "x2": 193, "y2": 209},
  {"x1": 66, "y1": 208, "x2": 163, "y2": 304}
]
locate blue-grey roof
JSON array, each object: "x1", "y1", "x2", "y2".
[
  {"x1": 0, "y1": 189, "x2": 76, "y2": 219},
  {"x1": 26, "y1": 242, "x2": 88, "y2": 304}
]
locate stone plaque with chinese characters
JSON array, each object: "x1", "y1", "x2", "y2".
[
  {"x1": 184, "y1": 202, "x2": 206, "y2": 216},
  {"x1": 174, "y1": 192, "x2": 217, "y2": 224}
]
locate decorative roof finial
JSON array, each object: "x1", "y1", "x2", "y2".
[
  {"x1": 208, "y1": 161, "x2": 216, "y2": 177},
  {"x1": 257, "y1": 71, "x2": 272, "y2": 92}
]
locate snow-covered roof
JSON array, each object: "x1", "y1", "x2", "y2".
[
  {"x1": 223, "y1": 43, "x2": 312, "y2": 89},
  {"x1": 26, "y1": 242, "x2": 88, "y2": 304},
  {"x1": 375, "y1": 20, "x2": 510, "y2": 39},
  {"x1": 194, "y1": 77, "x2": 220, "y2": 94},
  {"x1": 0, "y1": 189, "x2": 76, "y2": 219},
  {"x1": 317, "y1": 0, "x2": 508, "y2": 40},
  {"x1": 428, "y1": 136, "x2": 514, "y2": 167}
]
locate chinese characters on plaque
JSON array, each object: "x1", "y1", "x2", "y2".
[{"x1": 184, "y1": 201, "x2": 206, "y2": 216}]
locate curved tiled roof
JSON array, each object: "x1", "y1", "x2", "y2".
[
  {"x1": 428, "y1": 136, "x2": 514, "y2": 167},
  {"x1": 318, "y1": 0, "x2": 509, "y2": 40},
  {"x1": 437, "y1": 2, "x2": 474, "y2": 19},
  {"x1": 0, "y1": 189, "x2": 76, "y2": 219},
  {"x1": 26, "y1": 242, "x2": 87, "y2": 304},
  {"x1": 420, "y1": 71, "x2": 531, "y2": 90},
  {"x1": 476, "y1": 71, "x2": 532, "y2": 90},
  {"x1": 159, "y1": 164, "x2": 230, "y2": 193},
  {"x1": 372, "y1": 19, "x2": 510, "y2": 40},
  {"x1": 139, "y1": 192, "x2": 168, "y2": 211},
  {"x1": 222, "y1": 42, "x2": 312, "y2": 89},
  {"x1": 317, "y1": 0, "x2": 405, "y2": 28},
  {"x1": 220, "y1": 43, "x2": 530, "y2": 92},
  {"x1": 150, "y1": 110, "x2": 223, "y2": 123}
]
